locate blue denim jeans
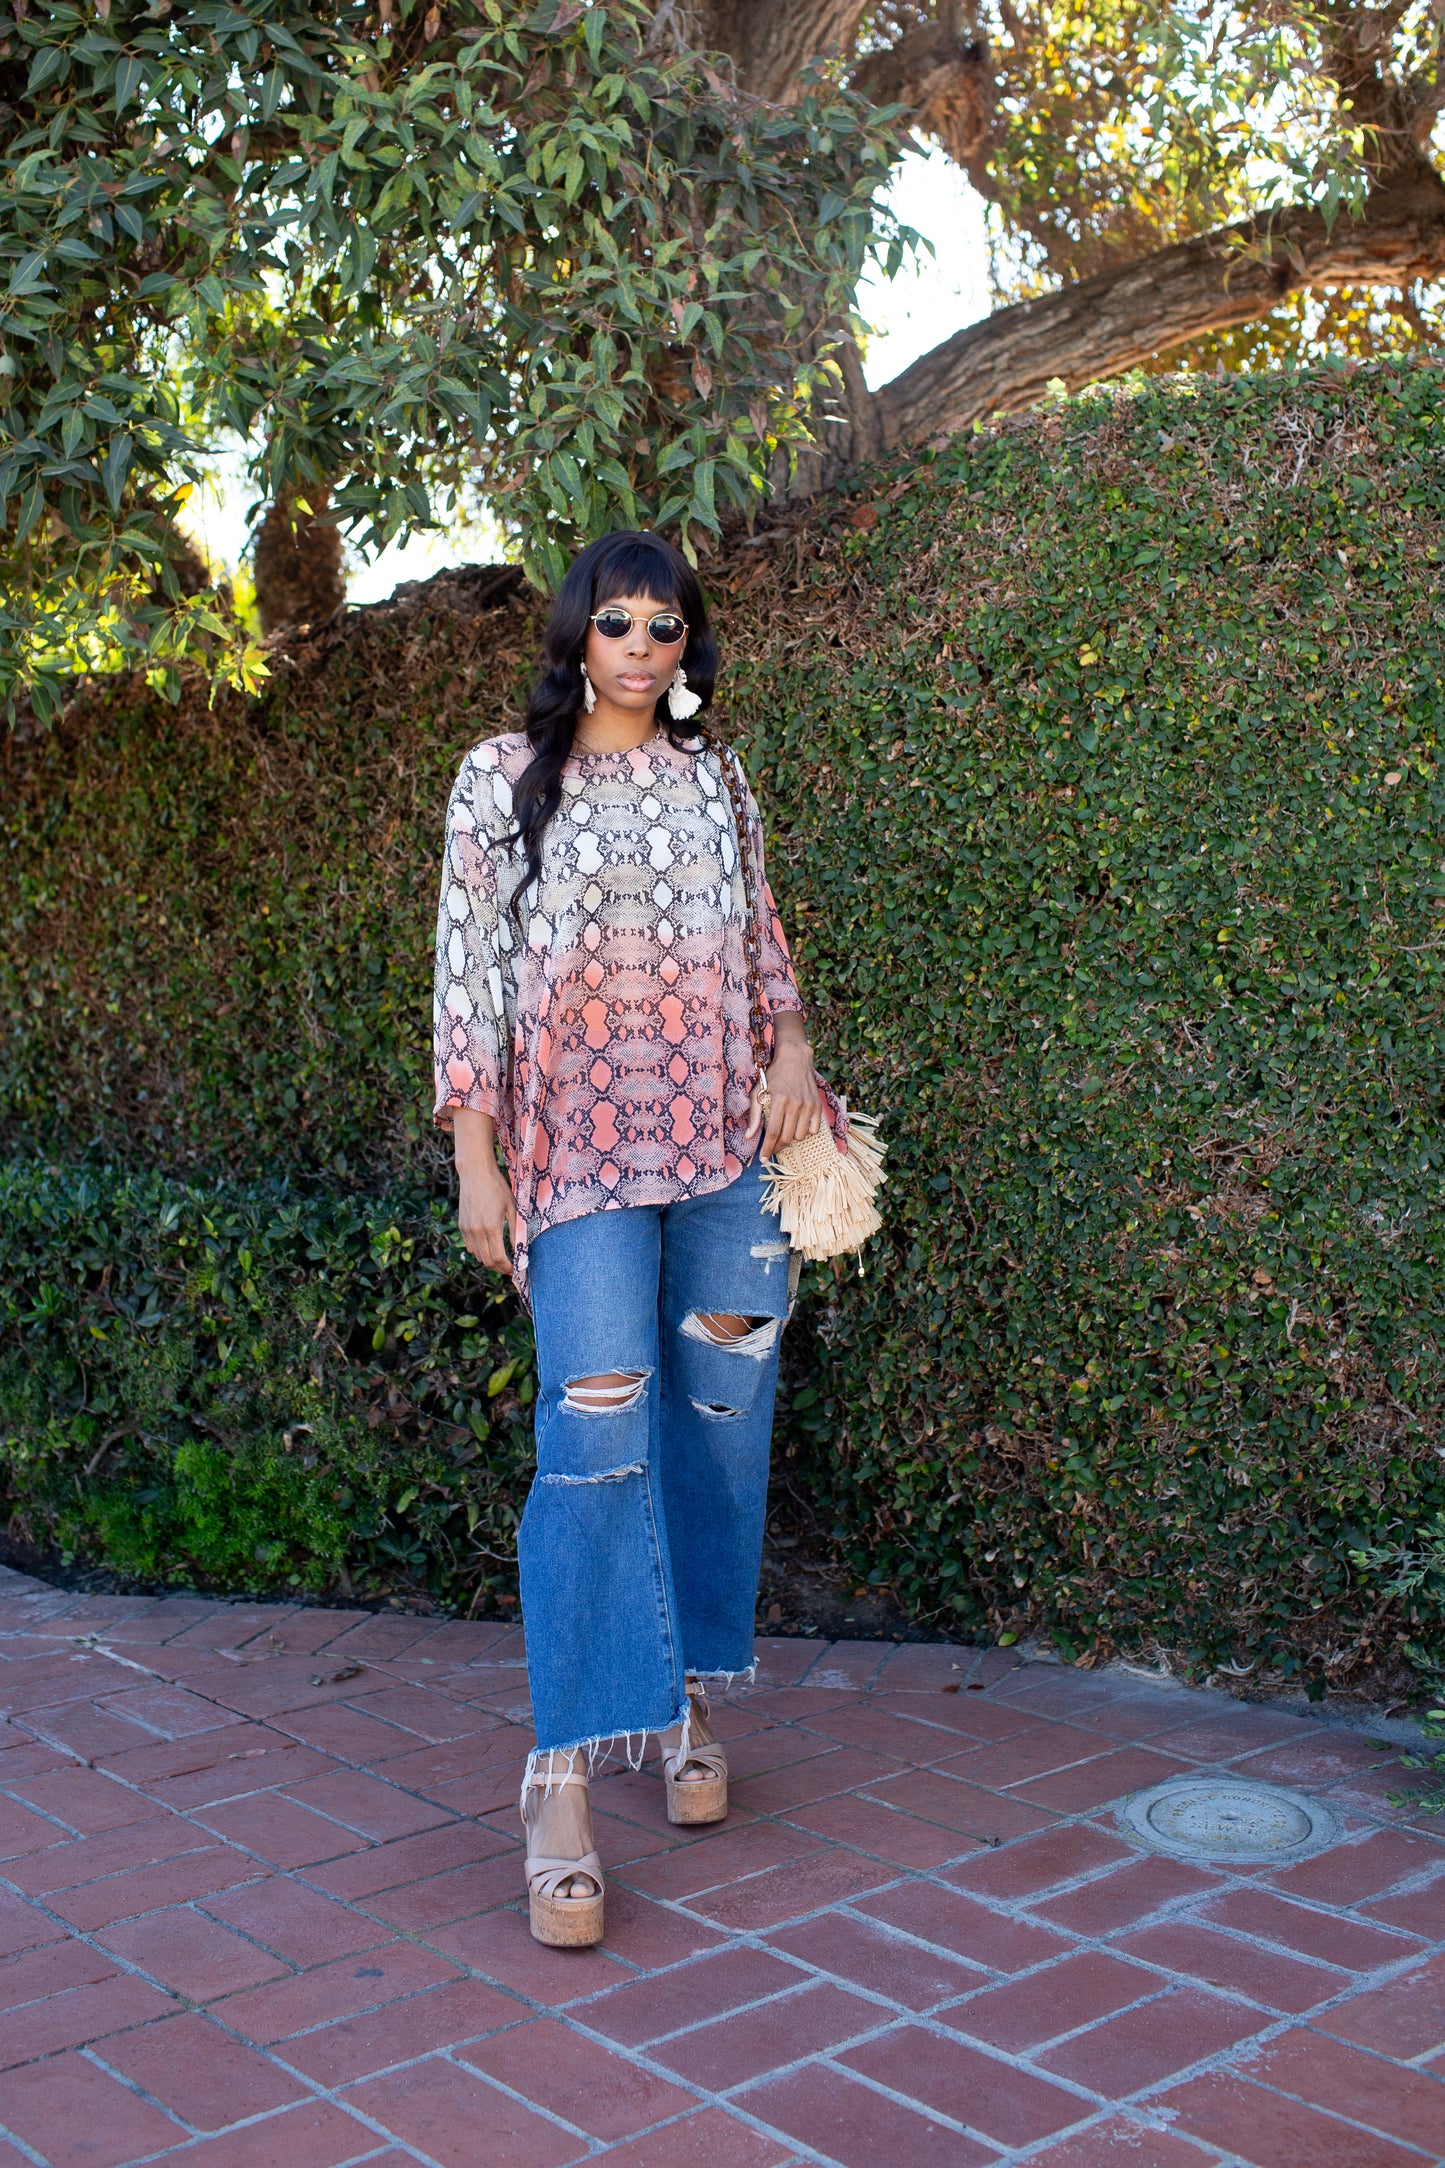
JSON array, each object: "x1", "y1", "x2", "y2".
[{"x1": 521, "y1": 1155, "x2": 794, "y2": 1763}]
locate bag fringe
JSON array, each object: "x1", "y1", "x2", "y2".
[{"x1": 760, "y1": 1112, "x2": 886, "y2": 1263}]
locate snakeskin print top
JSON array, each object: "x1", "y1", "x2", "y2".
[{"x1": 432, "y1": 727, "x2": 846, "y2": 1302}]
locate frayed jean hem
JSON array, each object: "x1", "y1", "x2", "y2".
[
  {"x1": 518, "y1": 1663, "x2": 753, "y2": 1815},
  {"x1": 519, "y1": 1695, "x2": 692, "y2": 1816}
]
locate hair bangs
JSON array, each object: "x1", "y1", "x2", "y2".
[{"x1": 589, "y1": 535, "x2": 684, "y2": 610}]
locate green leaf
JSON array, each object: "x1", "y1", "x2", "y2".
[
  {"x1": 14, "y1": 485, "x2": 44, "y2": 542},
  {"x1": 7, "y1": 253, "x2": 52, "y2": 299},
  {"x1": 26, "y1": 42, "x2": 69, "y2": 92},
  {"x1": 100, "y1": 434, "x2": 133, "y2": 512},
  {"x1": 112, "y1": 55, "x2": 144, "y2": 113}
]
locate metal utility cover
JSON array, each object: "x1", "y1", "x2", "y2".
[{"x1": 1117, "y1": 1775, "x2": 1340, "y2": 1866}]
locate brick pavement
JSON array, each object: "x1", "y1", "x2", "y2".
[{"x1": 0, "y1": 1565, "x2": 1439, "y2": 2166}]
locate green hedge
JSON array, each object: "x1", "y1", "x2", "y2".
[
  {"x1": 5, "y1": 368, "x2": 1445, "y2": 1680},
  {"x1": 0, "y1": 1162, "x2": 532, "y2": 1605},
  {"x1": 0, "y1": 570, "x2": 540, "y2": 1181}
]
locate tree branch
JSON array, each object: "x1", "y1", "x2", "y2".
[{"x1": 872, "y1": 172, "x2": 1445, "y2": 449}]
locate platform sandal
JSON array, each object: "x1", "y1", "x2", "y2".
[
  {"x1": 522, "y1": 1767, "x2": 604, "y2": 1948},
  {"x1": 662, "y1": 1683, "x2": 729, "y2": 1826}
]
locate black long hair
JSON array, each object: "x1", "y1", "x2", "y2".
[{"x1": 508, "y1": 531, "x2": 720, "y2": 909}]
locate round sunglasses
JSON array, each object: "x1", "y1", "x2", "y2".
[{"x1": 590, "y1": 607, "x2": 687, "y2": 645}]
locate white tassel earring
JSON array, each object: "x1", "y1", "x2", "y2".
[
  {"x1": 667, "y1": 665, "x2": 701, "y2": 721},
  {"x1": 580, "y1": 662, "x2": 597, "y2": 714}
]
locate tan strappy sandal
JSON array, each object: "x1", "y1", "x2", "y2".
[
  {"x1": 522, "y1": 1766, "x2": 604, "y2": 1947},
  {"x1": 662, "y1": 1682, "x2": 729, "y2": 1825}
]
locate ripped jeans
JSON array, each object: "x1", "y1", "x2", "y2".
[{"x1": 520, "y1": 1153, "x2": 795, "y2": 1763}]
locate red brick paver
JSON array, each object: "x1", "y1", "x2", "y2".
[
  {"x1": 742, "y1": 2061, "x2": 992, "y2": 2166},
  {"x1": 0, "y1": 1564, "x2": 1440, "y2": 2166},
  {"x1": 94, "y1": 2011, "x2": 309, "y2": 2129},
  {"x1": 1156, "y1": 2067, "x2": 1431, "y2": 2167}
]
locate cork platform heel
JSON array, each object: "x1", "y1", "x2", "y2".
[
  {"x1": 662, "y1": 1683, "x2": 729, "y2": 1825},
  {"x1": 523, "y1": 1766, "x2": 604, "y2": 1948}
]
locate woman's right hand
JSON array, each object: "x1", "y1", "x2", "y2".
[
  {"x1": 451, "y1": 1108, "x2": 518, "y2": 1274},
  {"x1": 457, "y1": 1163, "x2": 521, "y2": 1275}
]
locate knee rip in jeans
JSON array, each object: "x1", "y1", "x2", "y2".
[
  {"x1": 540, "y1": 1458, "x2": 645, "y2": 1485},
  {"x1": 560, "y1": 1368, "x2": 651, "y2": 1416},
  {"x1": 690, "y1": 1397, "x2": 747, "y2": 1422},
  {"x1": 680, "y1": 1311, "x2": 779, "y2": 1358}
]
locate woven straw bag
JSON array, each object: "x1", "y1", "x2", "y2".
[{"x1": 700, "y1": 727, "x2": 886, "y2": 1265}]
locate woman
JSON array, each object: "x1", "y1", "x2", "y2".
[{"x1": 432, "y1": 529, "x2": 845, "y2": 1947}]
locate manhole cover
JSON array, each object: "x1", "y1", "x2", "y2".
[{"x1": 1117, "y1": 1776, "x2": 1339, "y2": 1865}]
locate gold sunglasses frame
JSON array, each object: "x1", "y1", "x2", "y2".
[{"x1": 588, "y1": 608, "x2": 688, "y2": 645}]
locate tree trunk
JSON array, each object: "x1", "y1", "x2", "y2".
[
  {"x1": 693, "y1": 0, "x2": 871, "y2": 100},
  {"x1": 252, "y1": 487, "x2": 347, "y2": 636},
  {"x1": 872, "y1": 172, "x2": 1445, "y2": 452}
]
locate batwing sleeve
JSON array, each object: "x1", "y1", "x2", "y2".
[
  {"x1": 743, "y1": 771, "x2": 850, "y2": 1151},
  {"x1": 432, "y1": 750, "x2": 506, "y2": 1130},
  {"x1": 743, "y1": 779, "x2": 804, "y2": 1016}
]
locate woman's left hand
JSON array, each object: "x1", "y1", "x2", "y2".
[{"x1": 746, "y1": 1014, "x2": 823, "y2": 1158}]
